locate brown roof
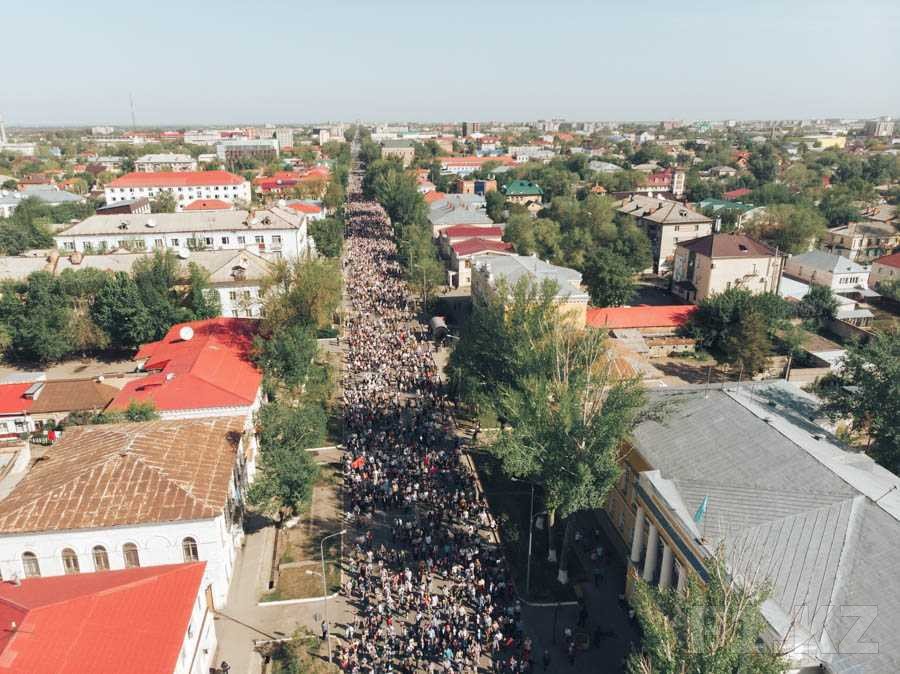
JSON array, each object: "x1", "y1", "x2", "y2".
[
  {"x1": 617, "y1": 195, "x2": 712, "y2": 225},
  {"x1": 0, "y1": 417, "x2": 244, "y2": 533},
  {"x1": 29, "y1": 379, "x2": 120, "y2": 415},
  {"x1": 678, "y1": 233, "x2": 775, "y2": 258}
]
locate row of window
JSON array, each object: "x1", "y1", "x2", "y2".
[
  {"x1": 114, "y1": 185, "x2": 243, "y2": 193},
  {"x1": 21, "y1": 537, "x2": 199, "y2": 577},
  {"x1": 64, "y1": 234, "x2": 281, "y2": 252}
]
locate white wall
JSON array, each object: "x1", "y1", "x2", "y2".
[
  {"x1": 175, "y1": 579, "x2": 218, "y2": 674},
  {"x1": 104, "y1": 182, "x2": 251, "y2": 206},
  {"x1": 0, "y1": 516, "x2": 237, "y2": 607},
  {"x1": 56, "y1": 224, "x2": 309, "y2": 259}
]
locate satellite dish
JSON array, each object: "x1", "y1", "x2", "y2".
[{"x1": 179, "y1": 326, "x2": 194, "y2": 341}]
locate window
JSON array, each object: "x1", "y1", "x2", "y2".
[
  {"x1": 182, "y1": 537, "x2": 199, "y2": 562},
  {"x1": 254, "y1": 236, "x2": 264, "y2": 244},
  {"x1": 171, "y1": 238, "x2": 180, "y2": 247},
  {"x1": 237, "y1": 236, "x2": 246, "y2": 245},
  {"x1": 204, "y1": 237, "x2": 213, "y2": 246},
  {"x1": 62, "y1": 548, "x2": 80, "y2": 575},
  {"x1": 154, "y1": 239, "x2": 164, "y2": 248},
  {"x1": 63, "y1": 241, "x2": 75, "y2": 251},
  {"x1": 231, "y1": 310, "x2": 239, "y2": 317},
  {"x1": 93, "y1": 545, "x2": 110, "y2": 571},
  {"x1": 272, "y1": 235, "x2": 282, "y2": 245},
  {"x1": 221, "y1": 236, "x2": 230, "y2": 245},
  {"x1": 242, "y1": 290, "x2": 251, "y2": 300},
  {"x1": 22, "y1": 552, "x2": 40, "y2": 578},
  {"x1": 229, "y1": 291, "x2": 238, "y2": 301},
  {"x1": 123, "y1": 543, "x2": 140, "y2": 568}
]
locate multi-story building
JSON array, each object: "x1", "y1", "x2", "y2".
[
  {"x1": 135, "y1": 153, "x2": 198, "y2": 172},
  {"x1": 103, "y1": 171, "x2": 251, "y2": 208},
  {"x1": 381, "y1": 140, "x2": 415, "y2": 167},
  {"x1": 617, "y1": 195, "x2": 714, "y2": 273},
  {"x1": 0, "y1": 415, "x2": 255, "y2": 608},
  {"x1": 461, "y1": 121, "x2": 480, "y2": 137},
  {"x1": 502, "y1": 180, "x2": 543, "y2": 214},
  {"x1": 0, "y1": 562, "x2": 217, "y2": 674},
  {"x1": 216, "y1": 138, "x2": 279, "y2": 164},
  {"x1": 671, "y1": 233, "x2": 783, "y2": 303},
  {"x1": 439, "y1": 155, "x2": 517, "y2": 176},
  {"x1": 869, "y1": 251, "x2": 900, "y2": 287},
  {"x1": 863, "y1": 118, "x2": 895, "y2": 137},
  {"x1": 54, "y1": 206, "x2": 310, "y2": 259},
  {"x1": 471, "y1": 253, "x2": 589, "y2": 328},
  {"x1": 822, "y1": 221, "x2": 899, "y2": 263},
  {"x1": 603, "y1": 383, "x2": 900, "y2": 674}
]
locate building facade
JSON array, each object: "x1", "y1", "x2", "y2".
[
  {"x1": 54, "y1": 207, "x2": 310, "y2": 259},
  {"x1": 671, "y1": 233, "x2": 783, "y2": 303},
  {"x1": 104, "y1": 171, "x2": 251, "y2": 208},
  {"x1": 135, "y1": 153, "x2": 198, "y2": 172}
]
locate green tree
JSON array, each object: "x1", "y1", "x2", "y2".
[
  {"x1": 247, "y1": 403, "x2": 323, "y2": 519},
  {"x1": 185, "y1": 262, "x2": 221, "y2": 319},
  {"x1": 92, "y1": 272, "x2": 156, "y2": 348},
  {"x1": 797, "y1": 284, "x2": 837, "y2": 328},
  {"x1": 309, "y1": 216, "x2": 344, "y2": 257},
  {"x1": 748, "y1": 143, "x2": 778, "y2": 183},
  {"x1": 7, "y1": 272, "x2": 73, "y2": 363},
  {"x1": 744, "y1": 204, "x2": 827, "y2": 254},
  {"x1": 818, "y1": 186, "x2": 860, "y2": 226},
  {"x1": 322, "y1": 178, "x2": 345, "y2": 211},
  {"x1": 254, "y1": 322, "x2": 318, "y2": 391},
  {"x1": 686, "y1": 289, "x2": 789, "y2": 373},
  {"x1": 150, "y1": 191, "x2": 177, "y2": 213},
  {"x1": 490, "y1": 324, "x2": 645, "y2": 580},
  {"x1": 818, "y1": 332, "x2": 900, "y2": 471},
  {"x1": 582, "y1": 248, "x2": 636, "y2": 307},
  {"x1": 485, "y1": 190, "x2": 506, "y2": 223},
  {"x1": 261, "y1": 257, "x2": 342, "y2": 331},
  {"x1": 448, "y1": 277, "x2": 560, "y2": 410},
  {"x1": 627, "y1": 551, "x2": 788, "y2": 674}
]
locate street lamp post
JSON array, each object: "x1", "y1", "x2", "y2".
[{"x1": 320, "y1": 529, "x2": 346, "y2": 663}]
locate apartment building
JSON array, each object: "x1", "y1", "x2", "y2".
[
  {"x1": 135, "y1": 153, "x2": 198, "y2": 172},
  {"x1": 104, "y1": 171, "x2": 251, "y2": 208}
]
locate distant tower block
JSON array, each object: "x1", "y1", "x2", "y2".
[{"x1": 0, "y1": 115, "x2": 7, "y2": 145}]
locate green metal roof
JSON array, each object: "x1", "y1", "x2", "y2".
[{"x1": 504, "y1": 179, "x2": 543, "y2": 196}]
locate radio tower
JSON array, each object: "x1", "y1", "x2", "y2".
[
  {"x1": 129, "y1": 93, "x2": 137, "y2": 130},
  {"x1": 0, "y1": 115, "x2": 7, "y2": 145}
]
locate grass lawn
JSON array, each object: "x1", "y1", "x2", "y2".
[{"x1": 472, "y1": 451, "x2": 578, "y2": 603}]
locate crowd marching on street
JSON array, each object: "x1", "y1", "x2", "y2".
[{"x1": 333, "y1": 164, "x2": 538, "y2": 674}]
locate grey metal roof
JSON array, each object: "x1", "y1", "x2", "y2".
[
  {"x1": 633, "y1": 384, "x2": 900, "y2": 674},
  {"x1": 55, "y1": 207, "x2": 303, "y2": 237},
  {"x1": 472, "y1": 253, "x2": 589, "y2": 301},
  {"x1": 789, "y1": 250, "x2": 868, "y2": 274}
]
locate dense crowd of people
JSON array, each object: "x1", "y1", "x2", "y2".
[{"x1": 335, "y1": 171, "x2": 534, "y2": 673}]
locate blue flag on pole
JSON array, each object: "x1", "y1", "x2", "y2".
[{"x1": 693, "y1": 495, "x2": 709, "y2": 524}]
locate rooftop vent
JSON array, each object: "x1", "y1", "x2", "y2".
[{"x1": 145, "y1": 218, "x2": 156, "y2": 228}]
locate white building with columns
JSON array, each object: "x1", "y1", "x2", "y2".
[
  {"x1": 601, "y1": 383, "x2": 900, "y2": 674},
  {"x1": 0, "y1": 416, "x2": 254, "y2": 608}
]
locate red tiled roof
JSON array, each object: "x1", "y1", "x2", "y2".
[
  {"x1": 451, "y1": 237, "x2": 514, "y2": 257},
  {"x1": 0, "y1": 563, "x2": 205, "y2": 674},
  {"x1": 440, "y1": 225, "x2": 504, "y2": 239},
  {"x1": 586, "y1": 305, "x2": 696, "y2": 330},
  {"x1": 287, "y1": 202, "x2": 323, "y2": 214},
  {"x1": 110, "y1": 318, "x2": 261, "y2": 413},
  {"x1": 441, "y1": 156, "x2": 517, "y2": 167},
  {"x1": 874, "y1": 252, "x2": 900, "y2": 269},
  {"x1": 183, "y1": 199, "x2": 232, "y2": 211},
  {"x1": 424, "y1": 191, "x2": 447, "y2": 204},
  {"x1": 723, "y1": 187, "x2": 751, "y2": 200},
  {"x1": 0, "y1": 384, "x2": 34, "y2": 416},
  {"x1": 109, "y1": 170, "x2": 244, "y2": 188}
]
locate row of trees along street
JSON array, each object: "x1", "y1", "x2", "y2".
[{"x1": 446, "y1": 276, "x2": 804, "y2": 671}]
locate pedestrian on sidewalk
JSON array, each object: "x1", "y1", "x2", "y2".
[
  {"x1": 567, "y1": 641, "x2": 576, "y2": 666},
  {"x1": 541, "y1": 649, "x2": 551, "y2": 671},
  {"x1": 321, "y1": 620, "x2": 329, "y2": 641},
  {"x1": 577, "y1": 602, "x2": 589, "y2": 628}
]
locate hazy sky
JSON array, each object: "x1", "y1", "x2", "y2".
[{"x1": 3, "y1": 0, "x2": 899, "y2": 125}]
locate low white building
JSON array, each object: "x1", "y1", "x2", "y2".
[
  {"x1": 104, "y1": 171, "x2": 251, "y2": 208},
  {"x1": 783, "y1": 250, "x2": 870, "y2": 293},
  {"x1": 54, "y1": 206, "x2": 311, "y2": 259},
  {"x1": 0, "y1": 416, "x2": 254, "y2": 608},
  {"x1": 135, "y1": 153, "x2": 198, "y2": 172}
]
